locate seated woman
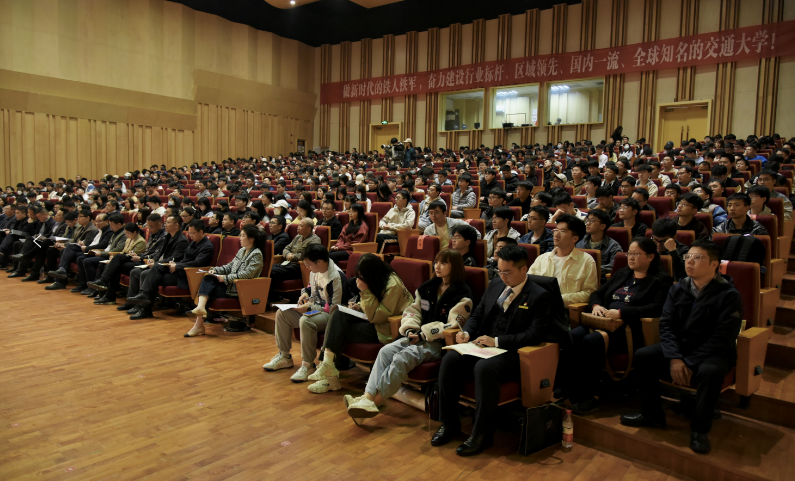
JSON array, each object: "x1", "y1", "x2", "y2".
[
  {"x1": 568, "y1": 237, "x2": 673, "y2": 414},
  {"x1": 290, "y1": 199, "x2": 317, "y2": 225},
  {"x1": 307, "y1": 253, "x2": 414, "y2": 393},
  {"x1": 180, "y1": 207, "x2": 197, "y2": 230},
  {"x1": 344, "y1": 249, "x2": 472, "y2": 419},
  {"x1": 186, "y1": 225, "x2": 264, "y2": 337},
  {"x1": 197, "y1": 197, "x2": 214, "y2": 218},
  {"x1": 88, "y1": 222, "x2": 148, "y2": 304},
  {"x1": 355, "y1": 185, "x2": 372, "y2": 213},
  {"x1": 329, "y1": 203, "x2": 369, "y2": 263}
]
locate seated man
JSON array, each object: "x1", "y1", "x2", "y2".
[
  {"x1": 45, "y1": 209, "x2": 100, "y2": 289},
  {"x1": 485, "y1": 236, "x2": 517, "y2": 280},
  {"x1": 265, "y1": 245, "x2": 347, "y2": 382},
  {"x1": 318, "y1": 200, "x2": 343, "y2": 239},
  {"x1": 38, "y1": 210, "x2": 78, "y2": 284},
  {"x1": 267, "y1": 215, "x2": 290, "y2": 255},
  {"x1": 1, "y1": 206, "x2": 34, "y2": 270},
  {"x1": 79, "y1": 213, "x2": 128, "y2": 298},
  {"x1": 87, "y1": 213, "x2": 165, "y2": 304},
  {"x1": 121, "y1": 214, "x2": 188, "y2": 318},
  {"x1": 518, "y1": 205, "x2": 553, "y2": 254},
  {"x1": 651, "y1": 218, "x2": 689, "y2": 280},
  {"x1": 674, "y1": 193, "x2": 710, "y2": 240},
  {"x1": 433, "y1": 245, "x2": 553, "y2": 456},
  {"x1": 612, "y1": 198, "x2": 649, "y2": 238},
  {"x1": 480, "y1": 188, "x2": 508, "y2": 231},
  {"x1": 484, "y1": 206, "x2": 520, "y2": 263},
  {"x1": 753, "y1": 169, "x2": 792, "y2": 221},
  {"x1": 125, "y1": 220, "x2": 214, "y2": 316},
  {"x1": 620, "y1": 240, "x2": 742, "y2": 454},
  {"x1": 450, "y1": 224, "x2": 480, "y2": 267},
  {"x1": 423, "y1": 201, "x2": 482, "y2": 248},
  {"x1": 693, "y1": 185, "x2": 727, "y2": 225},
  {"x1": 417, "y1": 183, "x2": 445, "y2": 230},
  {"x1": 375, "y1": 190, "x2": 415, "y2": 251},
  {"x1": 549, "y1": 193, "x2": 588, "y2": 223},
  {"x1": 12, "y1": 206, "x2": 57, "y2": 281},
  {"x1": 528, "y1": 214, "x2": 598, "y2": 308},
  {"x1": 508, "y1": 181, "x2": 534, "y2": 217},
  {"x1": 269, "y1": 218, "x2": 321, "y2": 298},
  {"x1": 575, "y1": 208, "x2": 622, "y2": 282},
  {"x1": 713, "y1": 192, "x2": 768, "y2": 235}
]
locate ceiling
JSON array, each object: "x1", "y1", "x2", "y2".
[{"x1": 169, "y1": 0, "x2": 582, "y2": 47}]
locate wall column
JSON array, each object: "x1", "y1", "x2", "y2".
[
  {"x1": 339, "y1": 41, "x2": 352, "y2": 152},
  {"x1": 424, "y1": 28, "x2": 441, "y2": 151},
  {"x1": 712, "y1": 0, "x2": 740, "y2": 136},
  {"x1": 755, "y1": 0, "x2": 784, "y2": 136},
  {"x1": 521, "y1": 9, "x2": 540, "y2": 147},
  {"x1": 405, "y1": 31, "x2": 419, "y2": 145},
  {"x1": 382, "y1": 34, "x2": 395, "y2": 123},
  {"x1": 637, "y1": 0, "x2": 661, "y2": 146},
  {"x1": 320, "y1": 44, "x2": 332, "y2": 148},
  {"x1": 675, "y1": 0, "x2": 700, "y2": 102},
  {"x1": 358, "y1": 39, "x2": 373, "y2": 153},
  {"x1": 546, "y1": 4, "x2": 568, "y2": 144},
  {"x1": 603, "y1": 0, "x2": 627, "y2": 140}
]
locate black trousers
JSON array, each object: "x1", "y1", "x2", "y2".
[
  {"x1": 375, "y1": 233, "x2": 397, "y2": 251},
  {"x1": 635, "y1": 343, "x2": 733, "y2": 433},
  {"x1": 99, "y1": 256, "x2": 137, "y2": 300},
  {"x1": 569, "y1": 324, "x2": 631, "y2": 401},
  {"x1": 78, "y1": 256, "x2": 103, "y2": 285},
  {"x1": 58, "y1": 244, "x2": 84, "y2": 270},
  {"x1": 321, "y1": 310, "x2": 379, "y2": 355},
  {"x1": 270, "y1": 262, "x2": 302, "y2": 285},
  {"x1": 197, "y1": 276, "x2": 232, "y2": 300},
  {"x1": 140, "y1": 263, "x2": 181, "y2": 300},
  {"x1": 45, "y1": 246, "x2": 63, "y2": 273},
  {"x1": 328, "y1": 250, "x2": 351, "y2": 263},
  {"x1": 438, "y1": 350, "x2": 520, "y2": 438}
]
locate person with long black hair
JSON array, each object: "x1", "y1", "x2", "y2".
[{"x1": 328, "y1": 203, "x2": 368, "y2": 263}]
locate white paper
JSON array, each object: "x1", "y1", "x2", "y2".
[
  {"x1": 273, "y1": 303, "x2": 299, "y2": 311},
  {"x1": 135, "y1": 264, "x2": 149, "y2": 269},
  {"x1": 442, "y1": 342, "x2": 507, "y2": 359},
  {"x1": 337, "y1": 305, "x2": 369, "y2": 320},
  {"x1": 99, "y1": 260, "x2": 111, "y2": 264},
  {"x1": 54, "y1": 237, "x2": 70, "y2": 242}
]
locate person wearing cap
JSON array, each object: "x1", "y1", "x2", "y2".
[
  {"x1": 402, "y1": 139, "x2": 416, "y2": 168},
  {"x1": 272, "y1": 199, "x2": 293, "y2": 222}
]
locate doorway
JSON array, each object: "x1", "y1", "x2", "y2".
[
  {"x1": 655, "y1": 100, "x2": 712, "y2": 152},
  {"x1": 370, "y1": 123, "x2": 402, "y2": 154}
]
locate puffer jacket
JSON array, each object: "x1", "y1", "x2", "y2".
[{"x1": 451, "y1": 187, "x2": 477, "y2": 211}]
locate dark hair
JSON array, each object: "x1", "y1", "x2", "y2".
[
  {"x1": 63, "y1": 211, "x2": 78, "y2": 221},
  {"x1": 493, "y1": 206, "x2": 514, "y2": 222},
  {"x1": 534, "y1": 191, "x2": 553, "y2": 205},
  {"x1": 147, "y1": 213, "x2": 162, "y2": 223},
  {"x1": 633, "y1": 187, "x2": 650, "y2": 201},
  {"x1": 428, "y1": 200, "x2": 446, "y2": 213},
  {"x1": 433, "y1": 249, "x2": 466, "y2": 283},
  {"x1": 355, "y1": 253, "x2": 396, "y2": 302},
  {"x1": 652, "y1": 218, "x2": 678, "y2": 238},
  {"x1": 620, "y1": 197, "x2": 640, "y2": 213},
  {"x1": 488, "y1": 188, "x2": 508, "y2": 201},
  {"x1": 529, "y1": 205, "x2": 550, "y2": 220},
  {"x1": 297, "y1": 199, "x2": 315, "y2": 218},
  {"x1": 747, "y1": 185, "x2": 770, "y2": 205},
  {"x1": 346, "y1": 203, "x2": 365, "y2": 236},
  {"x1": 630, "y1": 236, "x2": 661, "y2": 273},
  {"x1": 586, "y1": 208, "x2": 612, "y2": 228},
  {"x1": 376, "y1": 183, "x2": 392, "y2": 202},
  {"x1": 553, "y1": 193, "x2": 573, "y2": 207},
  {"x1": 496, "y1": 236, "x2": 518, "y2": 247},
  {"x1": 451, "y1": 224, "x2": 477, "y2": 252},
  {"x1": 556, "y1": 214, "x2": 586, "y2": 242},
  {"x1": 594, "y1": 186, "x2": 613, "y2": 199},
  {"x1": 496, "y1": 244, "x2": 528, "y2": 268},
  {"x1": 243, "y1": 211, "x2": 261, "y2": 224},
  {"x1": 147, "y1": 195, "x2": 161, "y2": 204},
  {"x1": 727, "y1": 192, "x2": 751, "y2": 206},
  {"x1": 679, "y1": 192, "x2": 705, "y2": 210},
  {"x1": 187, "y1": 219, "x2": 205, "y2": 232},
  {"x1": 124, "y1": 222, "x2": 140, "y2": 234},
  {"x1": 690, "y1": 239, "x2": 721, "y2": 266},
  {"x1": 305, "y1": 243, "x2": 330, "y2": 264},
  {"x1": 605, "y1": 164, "x2": 619, "y2": 174},
  {"x1": 107, "y1": 212, "x2": 125, "y2": 224},
  {"x1": 271, "y1": 215, "x2": 286, "y2": 230},
  {"x1": 585, "y1": 176, "x2": 602, "y2": 188}
]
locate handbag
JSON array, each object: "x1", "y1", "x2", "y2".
[{"x1": 518, "y1": 403, "x2": 563, "y2": 456}]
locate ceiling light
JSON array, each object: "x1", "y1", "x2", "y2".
[{"x1": 290, "y1": 1, "x2": 295, "y2": 4}]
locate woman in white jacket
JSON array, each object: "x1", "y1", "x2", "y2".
[{"x1": 344, "y1": 249, "x2": 472, "y2": 420}]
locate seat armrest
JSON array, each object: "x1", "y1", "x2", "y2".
[
  {"x1": 184, "y1": 267, "x2": 209, "y2": 301},
  {"x1": 463, "y1": 208, "x2": 481, "y2": 219},
  {"x1": 273, "y1": 255, "x2": 285, "y2": 264},
  {"x1": 443, "y1": 328, "x2": 460, "y2": 346},
  {"x1": 352, "y1": 242, "x2": 378, "y2": 253},
  {"x1": 567, "y1": 303, "x2": 589, "y2": 328},
  {"x1": 759, "y1": 288, "x2": 780, "y2": 328},
  {"x1": 735, "y1": 327, "x2": 772, "y2": 396},
  {"x1": 233, "y1": 277, "x2": 272, "y2": 316},
  {"x1": 388, "y1": 315, "x2": 402, "y2": 341},
  {"x1": 769, "y1": 258, "x2": 785, "y2": 289},
  {"x1": 397, "y1": 229, "x2": 420, "y2": 256},
  {"x1": 640, "y1": 318, "x2": 661, "y2": 346},
  {"x1": 518, "y1": 343, "x2": 560, "y2": 408}
]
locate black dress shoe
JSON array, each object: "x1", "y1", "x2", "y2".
[
  {"x1": 87, "y1": 280, "x2": 108, "y2": 291},
  {"x1": 70, "y1": 285, "x2": 88, "y2": 293},
  {"x1": 117, "y1": 303, "x2": 135, "y2": 311},
  {"x1": 49, "y1": 268, "x2": 68, "y2": 279},
  {"x1": 126, "y1": 293, "x2": 152, "y2": 305},
  {"x1": 94, "y1": 296, "x2": 116, "y2": 305},
  {"x1": 7, "y1": 271, "x2": 25, "y2": 278},
  {"x1": 431, "y1": 424, "x2": 461, "y2": 447},
  {"x1": 11, "y1": 254, "x2": 25, "y2": 262},
  {"x1": 82, "y1": 289, "x2": 98, "y2": 297},
  {"x1": 127, "y1": 306, "x2": 142, "y2": 315},
  {"x1": 130, "y1": 309, "x2": 153, "y2": 320},
  {"x1": 45, "y1": 282, "x2": 66, "y2": 290},
  {"x1": 38, "y1": 277, "x2": 54, "y2": 284},
  {"x1": 21, "y1": 275, "x2": 39, "y2": 282},
  {"x1": 690, "y1": 431, "x2": 711, "y2": 454},
  {"x1": 570, "y1": 397, "x2": 602, "y2": 416},
  {"x1": 619, "y1": 413, "x2": 667, "y2": 428},
  {"x1": 455, "y1": 435, "x2": 493, "y2": 457}
]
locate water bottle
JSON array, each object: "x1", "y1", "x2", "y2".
[{"x1": 562, "y1": 409, "x2": 573, "y2": 449}]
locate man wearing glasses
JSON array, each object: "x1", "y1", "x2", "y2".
[
  {"x1": 621, "y1": 240, "x2": 742, "y2": 455},
  {"x1": 528, "y1": 214, "x2": 598, "y2": 307},
  {"x1": 575, "y1": 209, "x2": 622, "y2": 283},
  {"x1": 673, "y1": 193, "x2": 710, "y2": 241},
  {"x1": 650, "y1": 218, "x2": 688, "y2": 280}
]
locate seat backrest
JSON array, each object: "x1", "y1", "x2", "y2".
[
  {"x1": 510, "y1": 206, "x2": 522, "y2": 221},
  {"x1": 346, "y1": 251, "x2": 364, "y2": 278},
  {"x1": 613, "y1": 252, "x2": 628, "y2": 273},
  {"x1": 217, "y1": 235, "x2": 240, "y2": 267},
  {"x1": 694, "y1": 213, "x2": 713, "y2": 231},
  {"x1": 580, "y1": 248, "x2": 602, "y2": 281},
  {"x1": 371, "y1": 203, "x2": 393, "y2": 226},
  {"x1": 519, "y1": 243, "x2": 540, "y2": 267},
  {"x1": 647, "y1": 197, "x2": 675, "y2": 218},
  {"x1": 511, "y1": 221, "x2": 527, "y2": 236},
  {"x1": 314, "y1": 225, "x2": 331, "y2": 249},
  {"x1": 405, "y1": 235, "x2": 440, "y2": 262},
  {"x1": 363, "y1": 213, "x2": 378, "y2": 242},
  {"x1": 713, "y1": 233, "x2": 769, "y2": 275},
  {"x1": 262, "y1": 239, "x2": 274, "y2": 277},
  {"x1": 606, "y1": 227, "x2": 632, "y2": 252},
  {"x1": 391, "y1": 258, "x2": 432, "y2": 294},
  {"x1": 755, "y1": 215, "x2": 779, "y2": 252},
  {"x1": 571, "y1": 196, "x2": 586, "y2": 209},
  {"x1": 638, "y1": 210, "x2": 656, "y2": 227},
  {"x1": 286, "y1": 223, "x2": 298, "y2": 239},
  {"x1": 337, "y1": 212, "x2": 349, "y2": 227},
  {"x1": 720, "y1": 261, "x2": 760, "y2": 328},
  {"x1": 472, "y1": 240, "x2": 487, "y2": 267},
  {"x1": 766, "y1": 198, "x2": 785, "y2": 235},
  {"x1": 464, "y1": 218, "x2": 485, "y2": 238},
  {"x1": 206, "y1": 234, "x2": 223, "y2": 267},
  {"x1": 440, "y1": 193, "x2": 452, "y2": 215},
  {"x1": 464, "y1": 267, "x2": 489, "y2": 306}
]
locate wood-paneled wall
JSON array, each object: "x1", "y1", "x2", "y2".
[{"x1": 321, "y1": 0, "x2": 795, "y2": 153}]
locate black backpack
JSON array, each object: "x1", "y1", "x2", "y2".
[{"x1": 720, "y1": 235, "x2": 767, "y2": 276}]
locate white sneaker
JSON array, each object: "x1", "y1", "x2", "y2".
[
  {"x1": 308, "y1": 377, "x2": 341, "y2": 394},
  {"x1": 263, "y1": 353, "x2": 294, "y2": 371},
  {"x1": 307, "y1": 361, "x2": 339, "y2": 381},
  {"x1": 344, "y1": 394, "x2": 364, "y2": 408},
  {"x1": 347, "y1": 397, "x2": 380, "y2": 419},
  {"x1": 290, "y1": 364, "x2": 314, "y2": 383}
]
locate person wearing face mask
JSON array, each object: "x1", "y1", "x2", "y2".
[{"x1": 355, "y1": 185, "x2": 372, "y2": 212}]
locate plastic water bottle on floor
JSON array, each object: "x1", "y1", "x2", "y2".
[{"x1": 562, "y1": 409, "x2": 573, "y2": 449}]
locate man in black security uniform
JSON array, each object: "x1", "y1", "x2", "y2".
[
  {"x1": 125, "y1": 219, "x2": 213, "y2": 318},
  {"x1": 620, "y1": 240, "x2": 743, "y2": 454},
  {"x1": 432, "y1": 245, "x2": 559, "y2": 457}
]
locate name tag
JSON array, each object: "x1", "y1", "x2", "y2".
[{"x1": 518, "y1": 305, "x2": 529, "y2": 309}]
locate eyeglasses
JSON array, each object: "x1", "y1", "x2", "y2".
[
  {"x1": 626, "y1": 252, "x2": 647, "y2": 258},
  {"x1": 584, "y1": 219, "x2": 600, "y2": 225},
  {"x1": 495, "y1": 269, "x2": 515, "y2": 277},
  {"x1": 651, "y1": 236, "x2": 669, "y2": 244},
  {"x1": 683, "y1": 254, "x2": 707, "y2": 261},
  {"x1": 552, "y1": 229, "x2": 570, "y2": 235}
]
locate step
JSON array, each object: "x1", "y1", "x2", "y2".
[
  {"x1": 775, "y1": 295, "x2": 795, "y2": 328},
  {"x1": 787, "y1": 254, "x2": 795, "y2": 273},
  {"x1": 721, "y1": 364, "x2": 795, "y2": 430},
  {"x1": 765, "y1": 325, "x2": 795, "y2": 370},
  {"x1": 573, "y1": 399, "x2": 794, "y2": 481},
  {"x1": 781, "y1": 273, "x2": 795, "y2": 297}
]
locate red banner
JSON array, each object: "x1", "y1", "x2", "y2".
[{"x1": 321, "y1": 20, "x2": 795, "y2": 105}]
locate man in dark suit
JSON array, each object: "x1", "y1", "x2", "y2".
[
  {"x1": 620, "y1": 240, "x2": 742, "y2": 454},
  {"x1": 37, "y1": 211, "x2": 78, "y2": 285},
  {"x1": 433, "y1": 244, "x2": 556, "y2": 457},
  {"x1": 125, "y1": 219, "x2": 213, "y2": 319},
  {"x1": 45, "y1": 210, "x2": 100, "y2": 290},
  {"x1": 119, "y1": 214, "x2": 189, "y2": 317},
  {"x1": 318, "y1": 200, "x2": 342, "y2": 239},
  {"x1": 12, "y1": 206, "x2": 58, "y2": 281}
]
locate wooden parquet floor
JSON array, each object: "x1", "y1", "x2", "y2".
[{"x1": 0, "y1": 276, "x2": 690, "y2": 481}]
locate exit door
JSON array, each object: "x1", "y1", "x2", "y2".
[
  {"x1": 370, "y1": 124, "x2": 401, "y2": 154},
  {"x1": 656, "y1": 102, "x2": 710, "y2": 152}
]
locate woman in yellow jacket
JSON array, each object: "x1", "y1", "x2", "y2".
[
  {"x1": 88, "y1": 222, "x2": 147, "y2": 305},
  {"x1": 307, "y1": 253, "x2": 414, "y2": 393}
]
